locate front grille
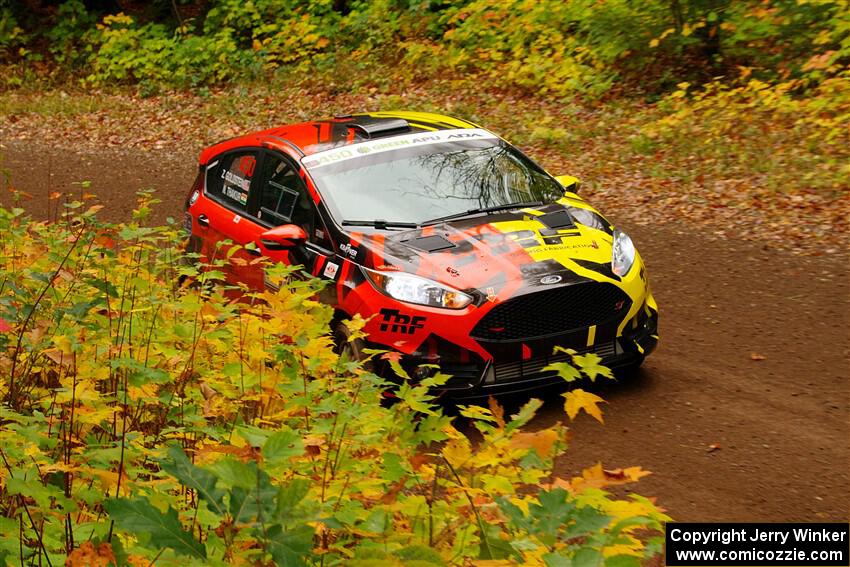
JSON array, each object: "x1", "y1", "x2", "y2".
[
  {"x1": 471, "y1": 282, "x2": 631, "y2": 341},
  {"x1": 440, "y1": 362, "x2": 483, "y2": 389},
  {"x1": 494, "y1": 341, "x2": 617, "y2": 383}
]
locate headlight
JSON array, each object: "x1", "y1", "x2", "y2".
[
  {"x1": 611, "y1": 229, "x2": 636, "y2": 277},
  {"x1": 362, "y1": 267, "x2": 473, "y2": 309}
]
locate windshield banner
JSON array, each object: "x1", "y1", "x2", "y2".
[{"x1": 301, "y1": 128, "x2": 499, "y2": 170}]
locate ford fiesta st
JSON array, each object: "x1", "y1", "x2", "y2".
[{"x1": 184, "y1": 111, "x2": 658, "y2": 399}]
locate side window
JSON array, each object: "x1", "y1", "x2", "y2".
[
  {"x1": 205, "y1": 151, "x2": 258, "y2": 210},
  {"x1": 257, "y1": 155, "x2": 304, "y2": 226},
  {"x1": 256, "y1": 153, "x2": 332, "y2": 247}
]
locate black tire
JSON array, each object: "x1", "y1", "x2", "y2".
[
  {"x1": 332, "y1": 318, "x2": 369, "y2": 366},
  {"x1": 613, "y1": 356, "x2": 645, "y2": 379}
]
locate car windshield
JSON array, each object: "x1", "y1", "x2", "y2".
[{"x1": 301, "y1": 129, "x2": 563, "y2": 226}]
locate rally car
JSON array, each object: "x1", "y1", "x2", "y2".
[{"x1": 183, "y1": 111, "x2": 658, "y2": 399}]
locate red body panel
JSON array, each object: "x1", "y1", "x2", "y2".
[{"x1": 185, "y1": 112, "x2": 659, "y2": 397}]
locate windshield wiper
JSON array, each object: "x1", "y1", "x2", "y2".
[
  {"x1": 342, "y1": 220, "x2": 420, "y2": 230},
  {"x1": 422, "y1": 201, "x2": 544, "y2": 226}
]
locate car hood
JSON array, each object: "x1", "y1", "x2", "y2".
[{"x1": 349, "y1": 201, "x2": 620, "y2": 300}]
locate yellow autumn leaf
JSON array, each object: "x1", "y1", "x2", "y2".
[
  {"x1": 442, "y1": 438, "x2": 471, "y2": 468},
  {"x1": 568, "y1": 462, "x2": 653, "y2": 493},
  {"x1": 600, "y1": 496, "x2": 664, "y2": 524},
  {"x1": 564, "y1": 388, "x2": 605, "y2": 423},
  {"x1": 602, "y1": 537, "x2": 644, "y2": 557}
]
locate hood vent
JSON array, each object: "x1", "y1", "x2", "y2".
[
  {"x1": 537, "y1": 209, "x2": 576, "y2": 230},
  {"x1": 401, "y1": 235, "x2": 456, "y2": 253}
]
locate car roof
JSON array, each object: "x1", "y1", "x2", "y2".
[{"x1": 198, "y1": 111, "x2": 480, "y2": 165}]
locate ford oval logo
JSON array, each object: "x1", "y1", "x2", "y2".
[{"x1": 540, "y1": 275, "x2": 562, "y2": 285}]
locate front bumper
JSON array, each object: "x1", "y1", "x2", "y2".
[{"x1": 373, "y1": 306, "x2": 658, "y2": 401}]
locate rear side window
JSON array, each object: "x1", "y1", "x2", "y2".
[{"x1": 205, "y1": 151, "x2": 258, "y2": 210}]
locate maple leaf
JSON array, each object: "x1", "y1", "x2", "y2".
[
  {"x1": 542, "y1": 361, "x2": 581, "y2": 382},
  {"x1": 572, "y1": 352, "x2": 614, "y2": 381},
  {"x1": 104, "y1": 498, "x2": 206, "y2": 559},
  {"x1": 488, "y1": 396, "x2": 506, "y2": 429},
  {"x1": 509, "y1": 428, "x2": 559, "y2": 459},
  {"x1": 564, "y1": 389, "x2": 606, "y2": 423},
  {"x1": 442, "y1": 438, "x2": 471, "y2": 468},
  {"x1": 567, "y1": 463, "x2": 652, "y2": 493}
]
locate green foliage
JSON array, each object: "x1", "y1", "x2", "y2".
[
  {"x1": 0, "y1": 197, "x2": 665, "y2": 565},
  {"x1": 104, "y1": 498, "x2": 207, "y2": 559},
  {"x1": 2, "y1": 0, "x2": 847, "y2": 96},
  {"x1": 0, "y1": 5, "x2": 26, "y2": 55},
  {"x1": 44, "y1": 0, "x2": 95, "y2": 68}
]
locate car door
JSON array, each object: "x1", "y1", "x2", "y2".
[
  {"x1": 238, "y1": 150, "x2": 337, "y2": 292},
  {"x1": 191, "y1": 149, "x2": 278, "y2": 286}
]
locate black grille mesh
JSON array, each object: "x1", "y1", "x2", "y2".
[
  {"x1": 493, "y1": 342, "x2": 616, "y2": 382},
  {"x1": 471, "y1": 283, "x2": 630, "y2": 341}
]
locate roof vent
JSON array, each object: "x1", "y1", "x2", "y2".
[{"x1": 348, "y1": 118, "x2": 410, "y2": 138}]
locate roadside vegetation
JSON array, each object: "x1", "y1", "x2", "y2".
[
  {"x1": 1, "y1": 0, "x2": 847, "y2": 253},
  {"x1": 0, "y1": 195, "x2": 666, "y2": 565}
]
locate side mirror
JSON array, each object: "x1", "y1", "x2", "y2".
[
  {"x1": 555, "y1": 174, "x2": 581, "y2": 193},
  {"x1": 259, "y1": 224, "x2": 307, "y2": 251}
]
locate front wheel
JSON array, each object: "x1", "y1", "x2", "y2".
[
  {"x1": 612, "y1": 355, "x2": 645, "y2": 379},
  {"x1": 332, "y1": 319, "x2": 368, "y2": 365}
]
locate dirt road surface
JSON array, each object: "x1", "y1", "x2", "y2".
[{"x1": 2, "y1": 141, "x2": 848, "y2": 523}]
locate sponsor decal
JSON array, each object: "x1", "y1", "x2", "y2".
[
  {"x1": 233, "y1": 214, "x2": 241, "y2": 224},
  {"x1": 526, "y1": 240, "x2": 602, "y2": 254},
  {"x1": 302, "y1": 128, "x2": 499, "y2": 169},
  {"x1": 237, "y1": 155, "x2": 256, "y2": 177},
  {"x1": 376, "y1": 264, "x2": 401, "y2": 271},
  {"x1": 315, "y1": 228, "x2": 325, "y2": 241},
  {"x1": 379, "y1": 308, "x2": 426, "y2": 335},
  {"x1": 339, "y1": 242, "x2": 358, "y2": 259},
  {"x1": 540, "y1": 275, "x2": 562, "y2": 285},
  {"x1": 323, "y1": 261, "x2": 339, "y2": 279},
  {"x1": 485, "y1": 287, "x2": 498, "y2": 303},
  {"x1": 446, "y1": 266, "x2": 460, "y2": 277}
]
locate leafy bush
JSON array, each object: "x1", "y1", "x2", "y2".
[
  {"x1": 0, "y1": 195, "x2": 666, "y2": 565},
  {"x1": 0, "y1": 5, "x2": 26, "y2": 56},
  {"x1": 641, "y1": 71, "x2": 850, "y2": 194},
  {"x1": 3, "y1": 0, "x2": 848, "y2": 96},
  {"x1": 85, "y1": 13, "x2": 253, "y2": 88}
]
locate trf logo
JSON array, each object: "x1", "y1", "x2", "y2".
[{"x1": 379, "y1": 308, "x2": 426, "y2": 334}]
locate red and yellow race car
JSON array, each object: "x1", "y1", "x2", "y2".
[{"x1": 184, "y1": 111, "x2": 658, "y2": 399}]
